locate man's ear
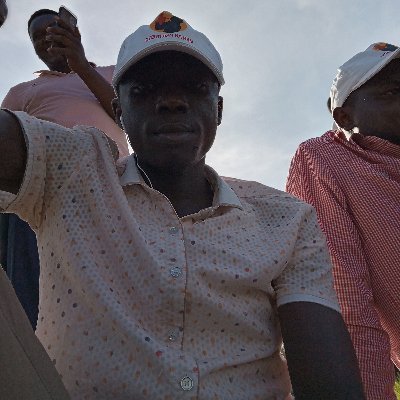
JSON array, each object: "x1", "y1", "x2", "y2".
[
  {"x1": 112, "y1": 98, "x2": 123, "y2": 129},
  {"x1": 217, "y1": 96, "x2": 223, "y2": 126},
  {"x1": 332, "y1": 107, "x2": 355, "y2": 131}
]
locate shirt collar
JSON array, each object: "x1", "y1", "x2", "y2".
[
  {"x1": 349, "y1": 132, "x2": 400, "y2": 159},
  {"x1": 118, "y1": 155, "x2": 243, "y2": 209},
  {"x1": 118, "y1": 155, "x2": 144, "y2": 186},
  {"x1": 204, "y1": 165, "x2": 243, "y2": 209}
]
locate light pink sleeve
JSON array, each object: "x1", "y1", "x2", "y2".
[{"x1": 1, "y1": 86, "x2": 24, "y2": 111}]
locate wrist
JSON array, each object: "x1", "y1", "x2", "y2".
[{"x1": 70, "y1": 57, "x2": 92, "y2": 75}]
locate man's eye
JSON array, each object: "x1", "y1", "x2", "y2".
[
  {"x1": 130, "y1": 84, "x2": 154, "y2": 95},
  {"x1": 196, "y1": 82, "x2": 208, "y2": 91},
  {"x1": 130, "y1": 85, "x2": 144, "y2": 95}
]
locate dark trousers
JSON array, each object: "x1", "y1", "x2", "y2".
[{"x1": 0, "y1": 214, "x2": 39, "y2": 329}]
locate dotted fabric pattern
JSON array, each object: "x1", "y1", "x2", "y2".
[{"x1": 0, "y1": 112, "x2": 339, "y2": 400}]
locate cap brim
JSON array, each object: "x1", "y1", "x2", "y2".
[
  {"x1": 112, "y1": 41, "x2": 225, "y2": 88},
  {"x1": 347, "y1": 47, "x2": 400, "y2": 101}
]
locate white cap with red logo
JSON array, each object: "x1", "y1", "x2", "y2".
[
  {"x1": 330, "y1": 42, "x2": 400, "y2": 113},
  {"x1": 112, "y1": 11, "x2": 224, "y2": 89}
]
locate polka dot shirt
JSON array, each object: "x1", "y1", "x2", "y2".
[{"x1": 0, "y1": 112, "x2": 340, "y2": 400}]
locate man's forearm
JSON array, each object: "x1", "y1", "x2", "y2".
[
  {"x1": 279, "y1": 302, "x2": 365, "y2": 400},
  {"x1": 75, "y1": 62, "x2": 115, "y2": 119},
  {"x1": 0, "y1": 110, "x2": 26, "y2": 194}
]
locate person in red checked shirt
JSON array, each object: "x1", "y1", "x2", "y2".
[{"x1": 287, "y1": 42, "x2": 400, "y2": 400}]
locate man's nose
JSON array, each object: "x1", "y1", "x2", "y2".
[{"x1": 155, "y1": 93, "x2": 188, "y2": 114}]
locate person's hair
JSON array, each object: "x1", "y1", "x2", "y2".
[{"x1": 28, "y1": 9, "x2": 58, "y2": 33}]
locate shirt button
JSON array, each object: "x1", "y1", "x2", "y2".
[
  {"x1": 180, "y1": 376, "x2": 194, "y2": 391},
  {"x1": 168, "y1": 331, "x2": 178, "y2": 342},
  {"x1": 169, "y1": 226, "x2": 179, "y2": 235},
  {"x1": 170, "y1": 266, "x2": 182, "y2": 278}
]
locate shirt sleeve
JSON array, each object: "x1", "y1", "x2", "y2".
[
  {"x1": 96, "y1": 65, "x2": 115, "y2": 83},
  {"x1": 273, "y1": 202, "x2": 341, "y2": 313},
  {"x1": 1, "y1": 86, "x2": 24, "y2": 110},
  {"x1": 0, "y1": 111, "x2": 110, "y2": 231},
  {"x1": 286, "y1": 143, "x2": 396, "y2": 400}
]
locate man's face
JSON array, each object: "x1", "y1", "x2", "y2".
[
  {"x1": 29, "y1": 14, "x2": 66, "y2": 69},
  {"x1": 118, "y1": 51, "x2": 222, "y2": 172},
  {"x1": 0, "y1": 0, "x2": 8, "y2": 27},
  {"x1": 343, "y1": 58, "x2": 400, "y2": 144}
]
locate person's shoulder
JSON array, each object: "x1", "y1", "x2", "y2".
[
  {"x1": 223, "y1": 176, "x2": 310, "y2": 210},
  {"x1": 296, "y1": 130, "x2": 339, "y2": 152},
  {"x1": 5, "y1": 77, "x2": 39, "y2": 93},
  {"x1": 94, "y1": 65, "x2": 115, "y2": 71},
  {"x1": 95, "y1": 65, "x2": 115, "y2": 81}
]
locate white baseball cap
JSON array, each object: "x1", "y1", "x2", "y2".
[
  {"x1": 112, "y1": 11, "x2": 224, "y2": 89},
  {"x1": 330, "y1": 42, "x2": 400, "y2": 113}
]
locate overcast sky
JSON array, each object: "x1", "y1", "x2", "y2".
[{"x1": 1, "y1": 0, "x2": 400, "y2": 189}]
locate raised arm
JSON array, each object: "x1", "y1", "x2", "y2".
[
  {"x1": 46, "y1": 18, "x2": 115, "y2": 118},
  {"x1": 279, "y1": 301, "x2": 364, "y2": 399},
  {"x1": 287, "y1": 144, "x2": 397, "y2": 399},
  {"x1": 0, "y1": 110, "x2": 26, "y2": 194}
]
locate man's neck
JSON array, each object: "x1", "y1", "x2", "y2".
[{"x1": 138, "y1": 160, "x2": 214, "y2": 218}]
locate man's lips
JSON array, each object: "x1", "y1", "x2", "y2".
[
  {"x1": 152, "y1": 124, "x2": 195, "y2": 144},
  {"x1": 154, "y1": 123, "x2": 194, "y2": 135}
]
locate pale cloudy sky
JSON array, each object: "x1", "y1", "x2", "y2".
[{"x1": 1, "y1": 0, "x2": 400, "y2": 189}]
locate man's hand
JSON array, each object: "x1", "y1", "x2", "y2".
[
  {"x1": 45, "y1": 17, "x2": 116, "y2": 119},
  {"x1": 278, "y1": 302, "x2": 365, "y2": 399},
  {"x1": 45, "y1": 17, "x2": 89, "y2": 74}
]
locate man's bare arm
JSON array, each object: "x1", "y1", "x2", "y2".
[
  {"x1": 278, "y1": 302, "x2": 365, "y2": 400},
  {"x1": 46, "y1": 19, "x2": 115, "y2": 118},
  {"x1": 0, "y1": 110, "x2": 26, "y2": 194}
]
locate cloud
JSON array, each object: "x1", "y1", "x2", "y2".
[{"x1": 1, "y1": 0, "x2": 400, "y2": 190}]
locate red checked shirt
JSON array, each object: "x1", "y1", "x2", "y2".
[{"x1": 286, "y1": 129, "x2": 400, "y2": 400}]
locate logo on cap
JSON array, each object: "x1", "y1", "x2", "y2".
[
  {"x1": 150, "y1": 11, "x2": 188, "y2": 33},
  {"x1": 373, "y1": 42, "x2": 398, "y2": 52}
]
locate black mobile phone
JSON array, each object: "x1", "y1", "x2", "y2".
[{"x1": 59, "y1": 5, "x2": 77, "y2": 29}]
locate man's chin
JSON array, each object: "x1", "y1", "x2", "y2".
[{"x1": 38, "y1": 53, "x2": 67, "y2": 69}]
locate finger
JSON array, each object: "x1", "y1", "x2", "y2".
[
  {"x1": 46, "y1": 27, "x2": 75, "y2": 43},
  {"x1": 47, "y1": 23, "x2": 79, "y2": 42},
  {"x1": 53, "y1": 16, "x2": 74, "y2": 33},
  {"x1": 46, "y1": 34, "x2": 75, "y2": 49},
  {"x1": 74, "y1": 26, "x2": 81, "y2": 39},
  {"x1": 46, "y1": 46, "x2": 73, "y2": 57}
]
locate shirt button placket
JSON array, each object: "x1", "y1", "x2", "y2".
[{"x1": 167, "y1": 225, "x2": 183, "y2": 278}]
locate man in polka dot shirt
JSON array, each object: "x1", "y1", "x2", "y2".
[{"x1": 0, "y1": 11, "x2": 364, "y2": 400}]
